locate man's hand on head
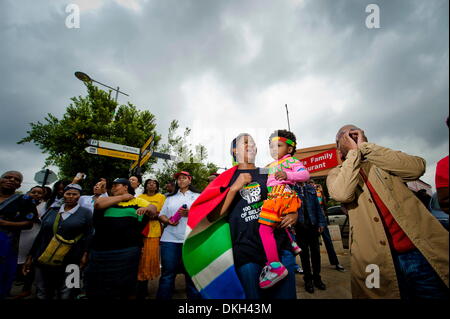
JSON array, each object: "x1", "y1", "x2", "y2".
[
  {"x1": 349, "y1": 129, "x2": 368, "y2": 146},
  {"x1": 338, "y1": 131, "x2": 358, "y2": 154}
]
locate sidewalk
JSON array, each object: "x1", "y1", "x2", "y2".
[
  {"x1": 146, "y1": 250, "x2": 352, "y2": 299},
  {"x1": 9, "y1": 250, "x2": 351, "y2": 299},
  {"x1": 296, "y1": 250, "x2": 351, "y2": 299}
]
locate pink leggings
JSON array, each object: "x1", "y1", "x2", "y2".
[{"x1": 259, "y1": 224, "x2": 295, "y2": 263}]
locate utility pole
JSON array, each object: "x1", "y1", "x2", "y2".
[{"x1": 285, "y1": 104, "x2": 291, "y2": 131}]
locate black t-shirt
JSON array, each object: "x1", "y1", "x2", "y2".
[
  {"x1": 226, "y1": 168, "x2": 290, "y2": 268},
  {"x1": 0, "y1": 194, "x2": 38, "y2": 253}
]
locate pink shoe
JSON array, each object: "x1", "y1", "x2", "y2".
[
  {"x1": 291, "y1": 241, "x2": 302, "y2": 255},
  {"x1": 259, "y1": 262, "x2": 288, "y2": 289}
]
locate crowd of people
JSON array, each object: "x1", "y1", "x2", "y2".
[
  {"x1": 0, "y1": 124, "x2": 448, "y2": 300},
  {"x1": 0, "y1": 169, "x2": 209, "y2": 300}
]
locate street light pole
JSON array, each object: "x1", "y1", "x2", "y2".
[{"x1": 75, "y1": 71, "x2": 129, "y2": 102}]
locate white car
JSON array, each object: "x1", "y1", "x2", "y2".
[
  {"x1": 326, "y1": 205, "x2": 349, "y2": 248},
  {"x1": 326, "y1": 206, "x2": 347, "y2": 227}
]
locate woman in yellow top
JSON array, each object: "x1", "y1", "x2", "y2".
[{"x1": 136, "y1": 179, "x2": 166, "y2": 299}]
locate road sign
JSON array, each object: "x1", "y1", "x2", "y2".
[
  {"x1": 129, "y1": 136, "x2": 181, "y2": 173},
  {"x1": 140, "y1": 136, "x2": 154, "y2": 153},
  {"x1": 85, "y1": 146, "x2": 139, "y2": 161},
  {"x1": 130, "y1": 135, "x2": 155, "y2": 170},
  {"x1": 130, "y1": 149, "x2": 153, "y2": 170},
  {"x1": 139, "y1": 150, "x2": 153, "y2": 166},
  {"x1": 152, "y1": 151, "x2": 179, "y2": 161},
  {"x1": 130, "y1": 150, "x2": 180, "y2": 171},
  {"x1": 87, "y1": 139, "x2": 140, "y2": 155},
  {"x1": 34, "y1": 169, "x2": 58, "y2": 185},
  {"x1": 130, "y1": 160, "x2": 139, "y2": 170}
]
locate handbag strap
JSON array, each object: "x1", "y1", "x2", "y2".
[
  {"x1": 52, "y1": 212, "x2": 61, "y2": 234},
  {"x1": 52, "y1": 211, "x2": 83, "y2": 242}
]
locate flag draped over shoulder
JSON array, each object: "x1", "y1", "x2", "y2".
[{"x1": 182, "y1": 166, "x2": 246, "y2": 299}]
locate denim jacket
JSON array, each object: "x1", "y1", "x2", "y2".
[{"x1": 293, "y1": 184, "x2": 327, "y2": 227}]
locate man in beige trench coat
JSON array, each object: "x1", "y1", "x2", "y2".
[{"x1": 327, "y1": 125, "x2": 449, "y2": 299}]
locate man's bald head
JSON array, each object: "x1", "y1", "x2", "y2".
[
  {"x1": 1, "y1": 171, "x2": 23, "y2": 182},
  {"x1": 0, "y1": 171, "x2": 23, "y2": 194},
  {"x1": 335, "y1": 125, "x2": 368, "y2": 161},
  {"x1": 336, "y1": 124, "x2": 361, "y2": 143}
]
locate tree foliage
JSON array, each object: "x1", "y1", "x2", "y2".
[
  {"x1": 155, "y1": 120, "x2": 218, "y2": 192},
  {"x1": 18, "y1": 83, "x2": 160, "y2": 191}
]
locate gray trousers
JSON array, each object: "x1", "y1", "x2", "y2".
[{"x1": 35, "y1": 266, "x2": 72, "y2": 300}]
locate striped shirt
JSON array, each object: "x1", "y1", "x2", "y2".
[{"x1": 91, "y1": 197, "x2": 150, "y2": 251}]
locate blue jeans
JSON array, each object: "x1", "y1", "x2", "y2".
[
  {"x1": 156, "y1": 241, "x2": 201, "y2": 300},
  {"x1": 236, "y1": 250, "x2": 297, "y2": 299},
  {"x1": 392, "y1": 249, "x2": 449, "y2": 300},
  {"x1": 321, "y1": 225, "x2": 340, "y2": 266}
]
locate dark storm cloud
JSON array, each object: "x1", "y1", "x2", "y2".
[
  {"x1": 276, "y1": 0, "x2": 449, "y2": 148},
  {"x1": 0, "y1": 0, "x2": 448, "y2": 189}
]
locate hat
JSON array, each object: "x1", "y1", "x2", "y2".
[
  {"x1": 112, "y1": 178, "x2": 135, "y2": 195},
  {"x1": 64, "y1": 184, "x2": 82, "y2": 193},
  {"x1": 112, "y1": 178, "x2": 131, "y2": 186},
  {"x1": 174, "y1": 171, "x2": 192, "y2": 179}
]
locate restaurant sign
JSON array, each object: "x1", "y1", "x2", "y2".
[{"x1": 299, "y1": 149, "x2": 339, "y2": 173}]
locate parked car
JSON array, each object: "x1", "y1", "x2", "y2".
[
  {"x1": 326, "y1": 205, "x2": 349, "y2": 249},
  {"x1": 429, "y1": 192, "x2": 449, "y2": 230},
  {"x1": 326, "y1": 206, "x2": 347, "y2": 227}
]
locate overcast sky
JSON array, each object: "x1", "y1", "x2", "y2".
[{"x1": 1, "y1": 0, "x2": 448, "y2": 192}]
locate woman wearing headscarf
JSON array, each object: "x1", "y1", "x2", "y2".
[{"x1": 24, "y1": 184, "x2": 93, "y2": 299}]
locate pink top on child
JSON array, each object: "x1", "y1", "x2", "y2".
[{"x1": 266, "y1": 154, "x2": 310, "y2": 187}]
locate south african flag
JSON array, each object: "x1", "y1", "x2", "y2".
[{"x1": 182, "y1": 166, "x2": 246, "y2": 299}]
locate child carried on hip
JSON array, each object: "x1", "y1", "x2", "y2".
[{"x1": 258, "y1": 129, "x2": 310, "y2": 289}]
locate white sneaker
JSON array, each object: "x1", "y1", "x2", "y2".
[{"x1": 259, "y1": 262, "x2": 288, "y2": 289}]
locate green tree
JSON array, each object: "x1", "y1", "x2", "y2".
[
  {"x1": 155, "y1": 120, "x2": 218, "y2": 192},
  {"x1": 18, "y1": 83, "x2": 160, "y2": 191}
]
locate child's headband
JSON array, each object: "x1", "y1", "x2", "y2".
[{"x1": 271, "y1": 136, "x2": 296, "y2": 147}]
